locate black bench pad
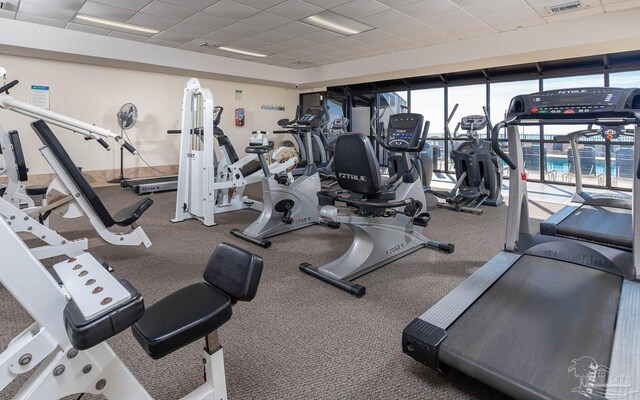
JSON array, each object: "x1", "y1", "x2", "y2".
[
  {"x1": 0, "y1": 187, "x2": 5, "y2": 197},
  {"x1": 25, "y1": 185, "x2": 48, "y2": 196},
  {"x1": 64, "y1": 279, "x2": 144, "y2": 350},
  {"x1": 132, "y1": 282, "x2": 232, "y2": 359},
  {"x1": 112, "y1": 197, "x2": 154, "y2": 227}
]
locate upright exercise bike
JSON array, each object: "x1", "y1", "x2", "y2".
[
  {"x1": 435, "y1": 104, "x2": 503, "y2": 214},
  {"x1": 231, "y1": 106, "x2": 339, "y2": 247}
]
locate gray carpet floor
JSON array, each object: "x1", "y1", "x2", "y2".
[{"x1": 0, "y1": 183, "x2": 563, "y2": 400}]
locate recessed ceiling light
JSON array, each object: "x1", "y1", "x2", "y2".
[
  {"x1": 75, "y1": 15, "x2": 159, "y2": 34},
  {"x1": 302, "y1": 11, "x2": 373, "y2": 36},
  {"x1": 217, "y1": 46, "x2": 268, "y2": 58}
]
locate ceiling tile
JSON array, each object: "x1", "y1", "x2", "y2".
[
  {"x1": 421, "y1": 8, "x2": 489, "y2": 34},
  {"x1": 374, "y1": 35, "x2": 412, "y2": 48},
  {"x1": 465, "y1": 0, "x2": 529, "y2": 18},
  {"x1": 454, "y1": 26, "x2": 497, "y2": 39},
  {"x1": 161, "y1": 0, "x2": 219, "y2": 11},
  {"x1": 152, "y1": 31, "x2": 195, "y2": 44},
  {"x1": 78, "y1": 2, "x2": 136, "y2": 22},
  {"x1": 126, "y1": 13, "x2": 177, "y2": 30},
  {"x1": 299, "y1": 30, "x2": 344, "y2": 43},
  {"x1": 203, "y1": 0, "x2": 261, "y2": 20},
  {"x1": 240, "y1": 12, "x2": 291, "y2": 29},
  {"x1": 231, "y1": 37, "x2": 271, "y2": 49},
  {"x1": 66, "y1": 21, "x2": 111, "y2": 34},
  {"x1": 349, "y1": 42, "x2": 380, "y2": 54},
  {"x1": 252, "y1": 29, "x2": 292, "y2": 43},
  {"x1": 145, "y1": 37, "x2": 181, "y2": 47},
  {"x1": 21, "y1": 0, "x2": 85, "y2": 12},
  {"x1": 351, "y1": 29, "x2": 396, "y2": 42},
  {"x1": 201, "y1": 29, "x2": 246, "y2": 43},
  {"x1": 326, "y1": 36, "x2": 364, "y2": 48},
  {"x1": 16, "y1": 13, "x2": 67, "y2": 27},
  {"x1": 382, "y1": 18, "x2": 437, "y2": 36},
  {"x1": 272, "y1": 21, "x2": 319, "y2": 35},
  {"x1": 361, "y1": 9, "x2": 418, "y2": 28},
  {"x1": 280, "y1": 37, "x2": 316, "y2": 48},
  {"x1": 303, "y1": 43, "x2": 336, "y2": 52},
  {"x1": 305, "y1": 0, "x2": 350, "y2": 6},
  {"x1": 603, "y1": 0, "x2": 640, "y2": 11},
  {"x1": 449, "y1": 0, "x2": 485, "y2": 5},
  {"x1": 140, "y1": 1, "x2": 197, "y2": 21},
  {"x1": 183, "y1": 12, "x2": 235, "y2": 29},
  {"x1": 166, "y1": 22, "x2": 213, "y2": 37},
  {"x1": 376, "y1": 0, "x2": 421, "y2": 6},
  {"x1": 267, "y1": 0, "x2": 323, "y2": 20},
  {"x1": 397, "y1": 0, "x2": 458, "y2": 18},
  {"x1": 261, "y1": 43, "x2": 295, "y2": 52},
  {"x1": 233, "y1": 0, "x2": 287, "y2": 10},
  {"x1": 332, "y1": 0, "x2": 392, "y2": 19},
  {"x1": 108, "y1": 30, "x2": 149, "y2": 41},
  {"x1": 92, "y1": 0, "x2": 152, "y2": 12},
  {"x1": 220, "y1": 22, "x2": 267, "y2": 37},
  {"x1": 19, "y1": 1, "x2": 75, "y2": 20},
  {"x1": 283, "y1": 48, "x2": 315, "y2": 58},
  {"x1": 177, "y1": 40, "x2": 212, "y2": 52},
  {"x1": 485, "y1": 7, "x2": 545, "y2": 32},
  {"x1": 325, "y1": 48, "x2": 355, "y2": 58}
]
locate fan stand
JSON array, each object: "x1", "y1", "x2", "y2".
[{"x1": 107, "y1": 145, "x2": 127, "y2": 184}]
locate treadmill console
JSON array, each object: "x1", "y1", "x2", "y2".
[
  {"x1": 295, "y1": 105, "x2": 329, "y2": 128},
  {"x1": 386, "y1": 113, "x2": 427, "y2": 152},
  {"x1": 460, "y1": 115, "x2": 487, "y2": 131},
  {"x1": 506, "y1": 87, "x2": 640, "y2": 121}
]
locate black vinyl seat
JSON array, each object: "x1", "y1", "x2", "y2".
[
  {"x1": 132, "y1": 243, "x2": 263, "y2": 359},
  {"x1": 333, "y1": 133, "x2": 396, "y2": 202},
  {"x1": 216, "y1": 134, "x2": 262, "y2": 177},
  {"x1": 30, "y1": 120, "x2": 153, "y2": 228},
  {"x1": 7, "y1": 130, "x2": 49, "y2": 197}
]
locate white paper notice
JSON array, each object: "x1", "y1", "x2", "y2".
[{"x1": 31, "y1": 85, "x2": 50, "y2": 110}]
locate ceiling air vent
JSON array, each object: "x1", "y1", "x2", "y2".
[{"x1": 547, "y1": 1, "x2": 583, "y2": 14}]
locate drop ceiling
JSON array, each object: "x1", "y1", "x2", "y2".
[{"x1": 0, "y1": 0, "x2": 638, "y2": 70}]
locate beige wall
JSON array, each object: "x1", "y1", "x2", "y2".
[{"x1": 0, "y1": 54, "x2": 299, "y2": 176}]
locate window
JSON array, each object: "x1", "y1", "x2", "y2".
[
  {"x1": 446, "y1": 84, "x2": 487, "y2": 172},
  {"x1": 411, "y1": 88, "x2": 445, "y2": 138},
  {"x1": 490, "y1": 80, "x2": 540, "y2": 140}
]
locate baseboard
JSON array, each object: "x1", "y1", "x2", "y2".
[{"x1": 0, "y1": 165, "x2": 179, "y2": 187}]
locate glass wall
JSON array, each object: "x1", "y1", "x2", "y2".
[{"x1": 344, "y1": 66, "x2": 639, "y2": 190}]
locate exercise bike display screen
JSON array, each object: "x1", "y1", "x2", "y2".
[{"x1": 387, "y1": 114, "x2": 422, "y2": 150}]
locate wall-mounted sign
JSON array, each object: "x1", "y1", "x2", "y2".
[
  {"x1": 31, "y1": 85, "x2": 50, "y2": 110},
  {"x1": 235, "y1": 89, "x2": 242, "y2": 101},
  {"x1": 261, "y1": 104, "x2": 286, "y2": 111}
]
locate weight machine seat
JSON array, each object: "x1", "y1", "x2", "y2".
[
  {"x1": 25, "y1": 185, "x2": 48, "y2": 196},
  {"x1": 30, "y1": 120, "x2": 154, "y2": 228},
  {"x1": 132, "y1": 243, "x2": 263, "y2": 359}
]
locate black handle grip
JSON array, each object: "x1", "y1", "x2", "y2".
[
  {"x1": 115, "y1": 135, "x2": 137, "y2": 154},
  {"x1": 97, "y1": 138, "x2": 110, "y2": 150},
  {"x1": 0, "y1": 79, "x2": 19, "y2": 95},
  {"x1": 491, "y1": 121, "x2": 516, "y2": 170}
]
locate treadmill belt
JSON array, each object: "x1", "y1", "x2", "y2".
[
  {"x1": 440, "y1": 255, "x2": 622, "y2": 400},
  {"x1": 557, "y1": 205, "x2": 632, "y2": 249}
]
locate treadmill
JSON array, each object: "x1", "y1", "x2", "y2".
[
  {"x1": 540, "y1": 126, "x2": 633, "y2": 250},
  {"x1": 121, "y1": 106, "x2": 223, "y2": 195},
  {"x1": 403, "y1": 87, "x2": 640, "y2": 400}
]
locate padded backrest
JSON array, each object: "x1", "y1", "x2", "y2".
[
  {"x1": 30, "y1": 120, "x2": 115, "y2": 228},
  {"x1": 8, "y1": 130, "x2": 29, "y2": 182},
  {"x1": 203, "y1": 243, "x2": 263, "y2": 302},
  {"x1": 334, "y1": 133, "x2": 382, "y2": 195},
  {"x1": 215, "y1": 135, "x2": 240, "y2": 164}
]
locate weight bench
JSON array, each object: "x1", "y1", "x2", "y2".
[{"x1": 30, "y1": 119, "x2": 153, "y2": 247}]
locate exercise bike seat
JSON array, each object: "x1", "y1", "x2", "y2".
[
  {"x1": 132, "y1": 243, "x2": 263, "y2": 359},
  {"x1": 245, "y1": 145, "x2": 271, "y2": 154}
]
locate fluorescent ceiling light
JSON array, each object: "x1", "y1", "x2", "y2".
[
  {"x1": 75, "y1": 15, "x2": 159, "y2": 34},
  {"x1": 302, "y1": 11, "x2": 373, "y2": 35},
  {"x1": 217, "y1": 46, "x2": 268, "y2": 58}
]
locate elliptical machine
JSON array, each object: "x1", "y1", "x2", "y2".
[
  {"x1": 299, "y1": 113, "x2": 455, "y2": 297},
  {"x1": 230, "y1": 106, "x2": 339, "y2": 248},
  {"x1": 435, "y1": 104, "x2": 503, "y2": 214}
]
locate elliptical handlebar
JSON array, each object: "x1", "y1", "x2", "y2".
[{"x1": 491, "y1": 121, "x2": 516, "y2": 170}]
